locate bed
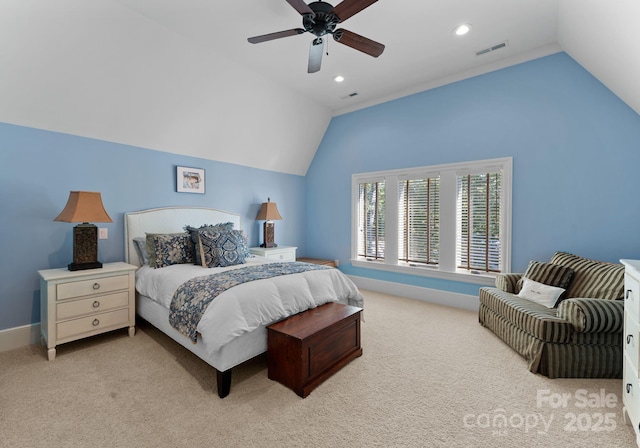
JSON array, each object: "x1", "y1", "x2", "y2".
[{"x1": 124, "y1": 206, "x2": 364, "y2": 398}]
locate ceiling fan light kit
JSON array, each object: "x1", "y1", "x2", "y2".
[{"x1": 248, "y1": 0, "x2": 385, "y2": 73}]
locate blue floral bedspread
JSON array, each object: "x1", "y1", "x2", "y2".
[{"x1": 169, "y1": 262, "x2": 330, "y2": 343}]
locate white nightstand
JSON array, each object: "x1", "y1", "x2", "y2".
[
  {"x1": 250, "y1": 246, "x2": 297, "y2": 262},
  {"x1": 38, "y1": 262, "x2": 137, "y2": 361}
]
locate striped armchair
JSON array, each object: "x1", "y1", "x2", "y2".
[{"x1": 479, "y1": 252, "x2": 625, "y2": 378}]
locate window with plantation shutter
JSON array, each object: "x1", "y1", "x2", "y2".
[
  {"x1": 356, "y1": 181, "x2": 385, "y2": 260},
  {"x1": 456, "y1": 171, "x2": 502, "y2": 273},
  {"x1": 352, "y1": 157, "x2": 511, "y2": 285},
  {"x1": 398, "y1": 177, "x2": 440, "y2": 266}
]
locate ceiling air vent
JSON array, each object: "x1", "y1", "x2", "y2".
[
  {"x1": 341, "y1": 92, "x2": 359, "y2": 100},
  {"x1": 475, "y1": 41, "x2": 508, "y2": 56}
]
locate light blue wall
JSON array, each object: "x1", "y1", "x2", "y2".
[
  {"x1": 305, "y1": 52, "x2": 640, "y2": 296},
  {"x1": 0, "y1": 125, "x2": 305, "y2": 331},
  {"x1": 3, "y1": 51, "x2": 640, "y2": 332}
]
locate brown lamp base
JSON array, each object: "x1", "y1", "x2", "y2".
[
  {"x1": 68, "y1": 261, "x2": 103, "y2": 271},
  {"x1": 69, "y1": 223, "x2": 103, "y2": 271},
  {"x1": 260, "y1": 221, "x2": 277, "y2": 248}
]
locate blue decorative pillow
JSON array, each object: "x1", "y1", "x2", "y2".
[
  {"x1": 185, "y1": 222, "x2": 235, "y2": 266},
  {"x1": 146, "y1": 233, "x2": 194, "y2": 268},
  {"x1": 198, "y1": 229, "x2": 246, "y2": 268}
]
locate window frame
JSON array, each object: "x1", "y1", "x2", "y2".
[{"x1": 351, "y1": 157, "x2": 512, "y2": 285}]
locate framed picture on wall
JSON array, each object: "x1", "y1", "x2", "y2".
[{"x1": 176, "y1": 166, "x2": 205, "y2": 194}]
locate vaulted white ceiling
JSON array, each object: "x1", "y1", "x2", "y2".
[{"x1": 0, "y1": 1, "x2": 638, "y2": 175}]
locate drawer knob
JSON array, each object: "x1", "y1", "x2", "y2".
[
  {"x1": 627, "y1": 383, "x2": 633, "y2": 394},
  {"x1": 92, "y1": 319, "x2": 100, "y2": 327},
  {"x1": 93, "y1": 301, "x2": 100, "y2": 308},
  {"x1": 93, "y1": 283, "x2": 101, "y2": 290}
]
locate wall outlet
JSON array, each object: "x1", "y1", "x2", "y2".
[{"x1": 98, "y1": 228, "x2": 108, "y2": 239}]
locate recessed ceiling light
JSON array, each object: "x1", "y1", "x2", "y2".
[
  {"x1": 334, "y1": 75, "x2": 345, "y2": 83},
  {"x1": 454, "y1": 23, "x2": 471, "y2": 36}
]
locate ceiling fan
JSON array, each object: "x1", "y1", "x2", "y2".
[{"x1": 247, "y1": 0, "x2": 385, "y2": 73}]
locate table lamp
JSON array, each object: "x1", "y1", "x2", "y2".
[
  {"x1": 54, "y1": 191, "x2": 113, "y2": 271},
  {"x1": 256, "y1": 197, "x2": 282, "y2": 248}
]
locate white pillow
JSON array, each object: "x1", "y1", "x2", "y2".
[{"x1": 517, "y1": 277, "x2": 565, "y2": 308}]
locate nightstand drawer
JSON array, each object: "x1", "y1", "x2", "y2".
[
  {"x1": 250, "y1": 246, "x2": 297, "y2": 262},
  {"x1": 265, "y1": 252, "x2": 296, "y2": 262},
  {"x1": 57, "y1": 274, "x2": 129, "y2": 300},
  {"x1": 57, "y1": 308, "x2": 130, "y2": 341},
  {"x1": 626, "y1": 313, "x2": 640, "y2": 372},
  {"x1": 57, "y1": 291, "x2": 129, "y2": 320},
  {"x1": 627, "y1": 271, "x2": 640, "y2": 321},
  {"x1": 625, "y1": 358, "x2": 640, "y2": 427}
]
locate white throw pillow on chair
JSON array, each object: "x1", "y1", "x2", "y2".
[{"x1": 517, "y1": 277, "x2": 566, "y2": 308}]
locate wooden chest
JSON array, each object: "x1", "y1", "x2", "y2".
[{"x1": 267, "y1": 302, "x2": 362, "y2": 397}]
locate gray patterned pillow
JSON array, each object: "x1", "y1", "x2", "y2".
[
  {"x1": 238, "y1": 230, "x2": 251, "y2": 259},
  {"x1": 185, "y1": 222, "x2": 235, "y2": 266},
  {"x1": 516, "y1": 260, "x2": 574, "y2": 306},
  {"x1": 198, "y1": 229, "x2": 246, "y2": 268},
  {"x1": 133, "y1": 237, "x2": 149, "y2": 266},
  {"x1": 146, "y1": 233, "x2": 194, "y2": 268}
]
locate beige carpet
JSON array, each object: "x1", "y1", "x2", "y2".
[{"x1": 0, "y1": 290, "x2": 635, "y2": 448}]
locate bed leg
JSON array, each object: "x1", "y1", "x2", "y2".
[{"x1": 216, "y1": 369, "x2": 232, "y2": 398}]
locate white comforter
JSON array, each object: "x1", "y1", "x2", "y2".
[{"x1": 135, "y1": 257, "x2": 364, "y2": 356}]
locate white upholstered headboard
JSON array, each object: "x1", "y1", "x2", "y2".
[{"x1": 124, "y1": 206, "x2": 242, "y2": 267}]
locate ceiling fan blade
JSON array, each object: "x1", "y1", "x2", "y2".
[
  {"x1": 331, "y1": 0, "x2": 378, "y2": 22},
  {"x1": 286, "y1": 0, "x2": 315, "y2": 16},
  {"x1": 333, "y1": 29, "x2": 384, "y2": 57},
  {"x1": 308, "y1": 38, "x2": 324, "y2": 73},
  {"x1": 248, "y1": 28, "x2": 306, "y2": 44}
]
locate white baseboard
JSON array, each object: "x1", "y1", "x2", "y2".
[
  {"x1": 348, "y1": 275, "x2": 479, "y2": 312},
  {"x1": 0, "y1": 323, "x2": 41, "y2": 353}
]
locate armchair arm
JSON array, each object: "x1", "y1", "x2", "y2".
[
  {"x1": 557, "y1": 298, "x2": 624, "y2": 333},
  {"x1": 495, "y1": 273, "x2": 523, "y2": 293}
]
